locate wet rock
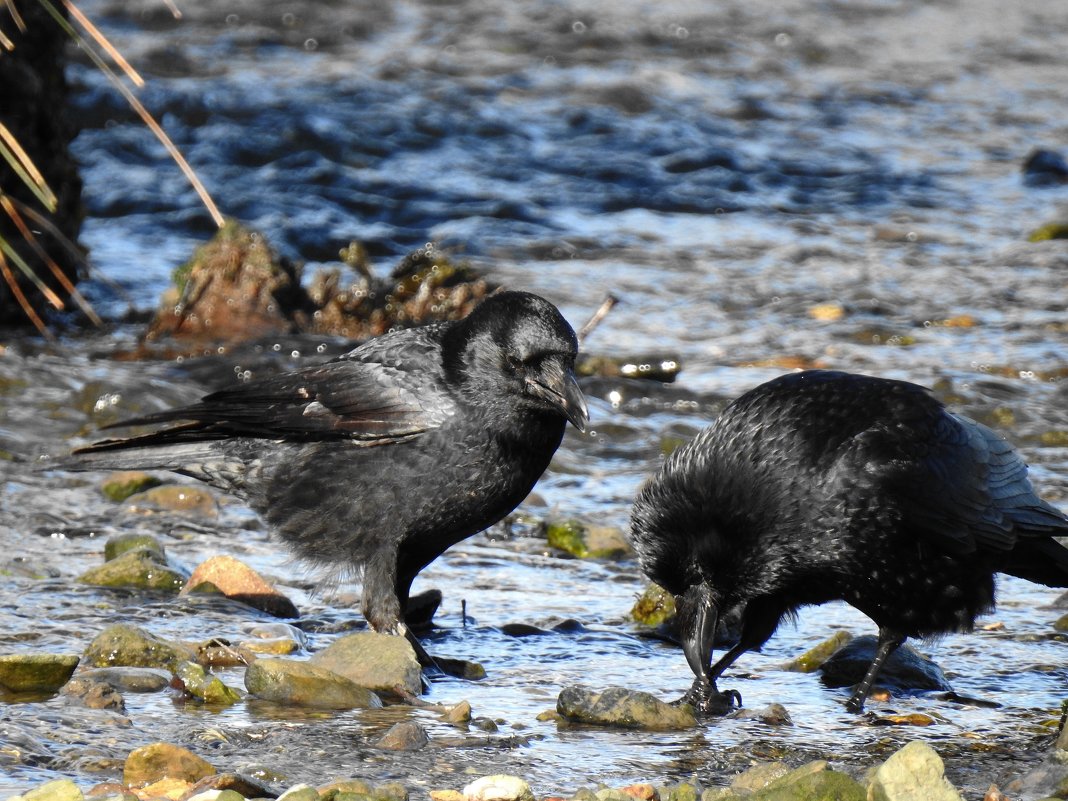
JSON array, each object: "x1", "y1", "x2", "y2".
[
  {"x1": 1022, "y1": 148, "x2": 1068, "y2": 186},
  {"x1": 556, "y1": 685, "x2": 696, "y2": 730},
  {"x1": 84, "y1": 624, "x2": 194, "y2": 670},
  {"x1": 1002, "y1": 757, "x2": 1068, "y2": 799},
  {"x1": 240, "y1": 636, "x2": 302, "y2": 656},
  {"x1": 629, "y1": 584, "x2": 676, "y2": 627},
  {"x1": 1027, "y1": 222, "x2": 1068, "y2": 242},
  {"x1": 499, "y1": 622, "x2": 550, "y2": 637},
  {"x1": 575, "y1": 353, "x2": 681, "y2": 383},
  {"x1": 78, "y1": 667, "x2": 172, "y2": 693},
  {"x1": 174, "y1": 661, "x2": 242, "y2": 705},
  {"x1": 819, "y1": 635, "x2": 951, "y2": 693},
  {"x1": 730, "y1": 762, "x2": 791, "y2": 794},
  {"x1": 1054, "y1": 612, "x2": 1068, "y2": 632},
  {"x1": 319, "y1": 779, "x2": 373, "y2": 799},
  {"x1": 868, "y1": 741, "x2": 962, "y2": 801},
  {"x1": 1057, "y1": 714, "x2": 1068, "y2": 752},
  {"x1": 376, "y1": 781, "x2": 409, "y2": 801},
  {"x1": 278, "y1": 785, "x2": 320, "y2": 801},
  {"x1": 20, "y1": 779, "x2": 84, "y2": 801},
  {"x1": 545, "y1": 520, "x2": 632, "y2": 559},
  {"x1": 660, "y1": 785, "x2": 698, "y2": 801},
  {"x1": 181, "y1": 555, "x2": 298, "y2": 618},
  {"x1": 104, "y1": 532, "x2": 166, "y2": 562},
  {"x1": 593, "y1": 790, "x2": 632, "y2": 801},
  {"x1": 181, "y1": 773, "x2": 279, "y2": 800},
  {"x1": 462, "y1": 776, "x2": 535, "y2": 801},
  {"x1": 124, "y1": 742, "x2": 216, "y2": 787},
  {"x1": 244, "y1": 622, "x2": 308, "y2": 647},
  {"x1": 138, "y1": 777, "x2": 194, "y2": 800},
  {"x1": 471, "y1": 717, "x2": 499, "y2": 733},
  {"x1": 620, "y1": 785, "x2": 657, "y2": 801},
  {"x1": 126, "y1": 485, "x2": 218, "y2": 517},
  {"x1": 309, "y1": 631, "x2": 421, "y2": 697},
  {"x1": 85, "y1": 783, "x2": 138, "y2": 800},
  {"x1": 62, "y1": 676, "x2": 126, "y2": 711},
  {"x1": 871, "y1": 713, "x2": 937, "y2": 727},
  {"x1": 443, "y1": 699, "x2": 473, "y2": 724},
  {"x1": 375, "y1": 720, "x2": 430, "y2": 751},
  {"x1": 244, "y1": 657, "x2": 382, "y2": 709},
  {"x1": 733, "y1": 703, "x2": 792, "y2": 726},
  {"x1": 752, "y1": 762, "x2": 864, "y2": 801},
  {"x1": 101, "y1": 472, "x2": 163, "y2": 503},
  {"x1": 77, "y1": 549, "x2": 186, "y2": 593},
  {"x1": 0, "y1": 652, "x2": 79, "y2": 693},
  {"x1": 146, "y1": 219, "x2": 312, "y2": 344},
  {"x1": 434, "y1": 656, "x2": 487, "y2": 681},
  {"x1": 185, "y1": 790, "x2": 245, "y2": 801},
  {"x1": 430, "y1": 792, "x2": 464, "y2": 801},
  {"x1": 782, "y1": 631, "x2": 852, "y2": 673}
]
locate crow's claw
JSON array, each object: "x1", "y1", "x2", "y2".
[{"x1": 676, "y1": 679, "x2": 742, "y2": 715}]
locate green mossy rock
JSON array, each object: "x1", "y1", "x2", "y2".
[
  {"x1": 101, "y1": 472, "x2": 162, "y2": 503},
  {"x1": 782, "y1": 631, "x2": 853, "y2": 673},
  {"x1": 557, "y1": 685, "x2": 696, "y2": 730},
  {"x1": 83, "y1": 623, "x2": 194, "y2": 670},
  {"x1": 245, "y1": 658, "x2": 383, "y2": 709},
  {"x1": 309, "y1": 631, "x2": 421, "y2": 697},
  {"x1": 0, "y1": 653, "x2": 79, "y2": 693},
  {"x1": 546, "y1": 520, "x2": 632, "y2": 559},
  {"x1": 868, "y1": 741, "x2": 963, "y2": 801},
  {"x1": 21, "y1": 779, "x2": 84, "y2": 801},
  {"x1": 175, "y1": 661, "x2": 242, "y2": 705},
  {"x1": 103, "y1": 532, "x2": 166, "y2": 562},
  {"x1": 77, "y1": 549, "x2": 185, "y2": 593},
  {"x1": 629, "y1": 583, "x2": 676, "y2": 627}
]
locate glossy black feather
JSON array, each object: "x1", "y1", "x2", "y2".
[
  {"x1": 630, "y1": 369, "x2": 1068, "y2": 711},
  {"x1": 62, "y1": 291, "x2": 589, "y2": 638}
]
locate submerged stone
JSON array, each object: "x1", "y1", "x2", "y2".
[
  {"x1": 78, "y1": 666, "x2": 172, "y2": 693},
  {"x1": 181, "y1": 554, "x2": 298, "y2": 618},
  {"x1": 83, "y1": 623, "x2": 194, "y2": 670},
  {"x1": 0, "y1": 653, "x2": 79, "y2": 693},
  {"x1": 310, "y1": 631, "x2": 422, "y2": 697},
  {"x1": 123, "y1": 742, "x2": 216, "y2": 787},
  {"x1": 61, "y1": 676, "x2": 126, "y2": 711},
  {"x1": 244, "y1": 657, "x2": 382, "y2": 709},
  {"x1": 868, "y1": 741, "x2": 962, "y2": 801},
  {"x1": 77, "y1": 549, "x2": 186, "y2": 593},
  {"x1": 125, "y1": 485, "x2": 218, "y2": 517},
  {"x1": 556, "y1": 685, "x2": 696, "y2": 730}
]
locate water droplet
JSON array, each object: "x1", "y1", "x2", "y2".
[
  {"x1": 774, "y1": 32, "x2": 791, "y2": 47},
  {"x1": 304, "y1": 38, "x2": 318, "y2": 51},
  {"x1": 572, "y1": 20, "x2": 587, "y2": 34}
]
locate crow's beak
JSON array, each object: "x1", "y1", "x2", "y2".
[
  {"x1": 528, "y1": 360, "x2": 589, "y2": 432},
  {"x1": 679, "y1": 583, "x2": 718, "y2": 683}
]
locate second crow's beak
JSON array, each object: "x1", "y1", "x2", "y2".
[
  {"x1": 527, "y1": 360, "x2": 590, "y2": 432},
  {"x1": 679, "y1": 583, "x2": 718, "y2": 684}
]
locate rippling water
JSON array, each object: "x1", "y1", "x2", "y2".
[{"x1": 3, "y1": 0, "x2": 1068, "y2": 796}]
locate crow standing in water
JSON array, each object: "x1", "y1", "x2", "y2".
[
  {"x1": 59, "y1": 291, "x2": 588, "y2": 650},
  {"x1": 630, "y1": 370, "x2": 1068, "y2": 713}
]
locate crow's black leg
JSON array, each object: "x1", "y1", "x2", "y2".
[{"x1": 845, "y1": 627, "x2": 905, "y2": 712}]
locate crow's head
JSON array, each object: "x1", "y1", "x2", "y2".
[{"x1": 444, "y1": 291, "x2": 588, "y2": 431}]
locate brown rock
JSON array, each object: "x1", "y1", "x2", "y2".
[
  {"x1": 124, "y1": 743, "x2": 216, "y2": 787},
  {"x1": 181, "y1": 555, "x2": 298, "y2": 618}
]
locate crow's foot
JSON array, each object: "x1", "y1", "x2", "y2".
[{"x1": 676, "y1": 679, "x2": 742, "y2": 715}]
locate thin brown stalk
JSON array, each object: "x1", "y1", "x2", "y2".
[
  {"x1": 0, "y1": 29, "x2": 15, "y2": 50},
  {"x1": 0, "y1": 250, "x2": 55, "y2": 340},
  {"x1": 63, "y1": 0, "x2": 144, "y2": 87},
  {"x1": 0, "y1": 122, "x2": 58, "y2": 211},
  {"x1": 0, "y1": 235, "x2": 66, "y2": 308},
  {"x1": 35, "y1": 0, "x2": 225, "y2": 228},
  {"x1": 1, "y1": 195, "x2": 103, "y2": 324},
  {"x1": 160, "y1": 0, "x2": 181, "y2": 19},
  {"x1": 577, "y1": 294, "x2": 619, "y2": 343},
  {"x1": 2, "y1": 0, "x2": 26, "y2": 32}
]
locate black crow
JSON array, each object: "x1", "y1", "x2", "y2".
[
  {"x1": 59, "y1": 290, "x2": 588, "y2": 648},
  {"x1": 629, "y1": 369, "x2": 1068, "y2": 713}
]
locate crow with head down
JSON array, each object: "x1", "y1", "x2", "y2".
[
  {"x1": 630, "y1": 369, "x2": 1068, "y2": 713},
  {"x1": 59, "y1": 291, "x2": 589, "y2": 654}
]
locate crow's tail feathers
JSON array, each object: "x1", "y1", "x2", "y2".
[{"x1": 1003, "y1": 536, "x2": 1068, "y2": 588}]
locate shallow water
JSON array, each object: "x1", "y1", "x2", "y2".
[{"x1": 3, "y1": 0, "x2": 1068, "y2": 796}]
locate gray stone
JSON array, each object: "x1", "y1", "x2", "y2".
[
  {"x1": 244, "y1": 658, "x2": 382, "y2": 709},
  {"x1": 310, "y1": 631, "x2": 421, "y2": 697},
  {"x1": 78, "y1": 667, "x2": 172, "y2": 693},
  {"x1": 557, "y1": 685, "x2": 696, "y2": 730},
  {"x1": 868, "y1": 741, "x2": 963, "y2": 801}
]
